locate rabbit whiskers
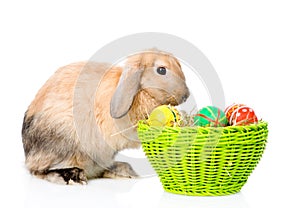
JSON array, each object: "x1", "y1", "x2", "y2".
[
  {"x1": 111, "y1": 104, "x2": 151, "y2": 138},
  {"x1": 110, "y1": 124, "x2": 138, "y2": 137}
]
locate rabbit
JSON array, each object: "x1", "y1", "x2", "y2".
[{"x1": 22, "y1": 48, "x2": 190, "y2": 185}]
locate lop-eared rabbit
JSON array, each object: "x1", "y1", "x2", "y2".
[{"x1": 22, "y1": 49, "x2": 189, "y2": 185}]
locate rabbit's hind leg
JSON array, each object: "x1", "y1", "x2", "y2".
[{"x1": 32, "y1": 167, "x2": 87, "y2": 185}]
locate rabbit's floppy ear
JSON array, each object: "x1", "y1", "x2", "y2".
[{"x1": 110, "y1": 67, "x2": 143, "y2": 119}]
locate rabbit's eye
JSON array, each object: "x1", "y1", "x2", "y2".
[{"x1": 157, "y1": 66, "x2": 167, "y2": 75}]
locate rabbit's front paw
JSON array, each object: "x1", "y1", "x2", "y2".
[{"x1": 103, "y1": 162, "x2": 138, "y2": 179}]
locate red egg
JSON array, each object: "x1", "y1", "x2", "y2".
[
  {"x1": 230, "y1": 106, "x2": 258, "y2": 126},
  {"x1": 224, "y1": 103, "x2": 245, "y2": 123}
]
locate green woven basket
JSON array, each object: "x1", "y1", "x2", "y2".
[{"x1": 138, "y1": 121, "x2": 268, "y2": 196}]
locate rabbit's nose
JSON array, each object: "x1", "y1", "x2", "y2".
[{"x1": 182, "y1": 91, "x2": 190, "y2": 102}]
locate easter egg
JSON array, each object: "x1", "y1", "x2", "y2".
[
  {"x1": 148, "y1": 105, "x2": 181, "y2": 127},
  {"x1": 224, "y1": 103, "x2": 245, "y2": 122},
  {"x1": 194, "y1": 106, "x2": 228, "y2": 127},
  {"x1": 230, "y1": 106, "x2": 258, "y2": 126}
]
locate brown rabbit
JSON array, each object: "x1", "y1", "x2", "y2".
[{"x1": 22, "y1": 49, "x2": 189, "y2": 184}]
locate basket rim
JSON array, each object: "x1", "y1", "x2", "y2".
[{"x1": 138, "y1": 120, "x2": 268, "y2": 131}]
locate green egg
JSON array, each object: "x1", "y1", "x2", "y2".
[{"x1": 194, "y1": 106, "x2": 228, "y2": 127}]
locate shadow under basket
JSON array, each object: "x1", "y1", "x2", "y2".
[{"x1": 138, "y1": 121, "x2": 268, "y2": 196}]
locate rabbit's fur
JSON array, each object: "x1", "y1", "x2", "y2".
[{"x1": 22, "y1": 49, "x2": 189, "y2": 184}]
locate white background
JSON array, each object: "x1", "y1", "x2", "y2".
[{"x1": 1, "y1": 0, "x2": 299, "y2": 207}]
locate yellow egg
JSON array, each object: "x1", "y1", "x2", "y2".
[{"x1": 148, "y1": 105, "x2": 180, "y2": 127}]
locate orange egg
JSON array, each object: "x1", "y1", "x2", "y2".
[{"x1": 230, "y1": 106, "x2": 258, "y2": 126}]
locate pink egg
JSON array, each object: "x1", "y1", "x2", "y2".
[{"x1": 224, "y1": 103, "x2": 245, "y2": 122}]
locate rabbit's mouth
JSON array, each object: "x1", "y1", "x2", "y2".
[
  {"x1": 166, "y1": 96, "x2": 179, "y2": 106},
  {"x1": 166, "y1": 90, "x2": 189, "y2": 106}
]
